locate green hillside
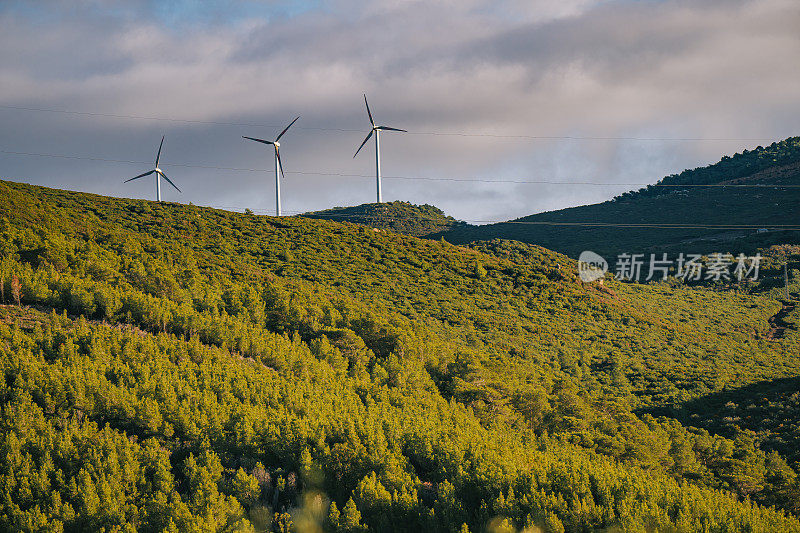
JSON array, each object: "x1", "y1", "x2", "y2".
[
  {"x1": 302, "y1": 201, "x2": 464, "y2": 237},
  {"x1": 436, "y1": 137, "x2": 800, "y2": 258},
  {"x1": 1, "y1": 178, "x2": 800, "y2": 532}
]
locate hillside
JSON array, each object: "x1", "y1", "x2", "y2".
[
  {"x1": 1, "y1": 178, "x2": 800, "y2": 531},
  {"x1": 436, "y1": 137, "x2": 800, "y2": 258},
  {"x1": 301, "y1": 201, "x2": 465, "y2": 237}
]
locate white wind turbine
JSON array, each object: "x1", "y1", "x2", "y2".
[
  {"x1": 243, "y1": 116, "x2": 300, "y2": 217},
  {"x1": 124, "y1": 135, "x2": 181, "y2": 202},
  {"x1": 353, "y1": 94, "x2": 406, "y2": 203}
]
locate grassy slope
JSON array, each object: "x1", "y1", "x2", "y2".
[
  {"x1": 435, "y1": 137, "x2": 800, "y2": 258},
  {"x1": 1, "y1": 179, "x2": 800, "y2": 531}
]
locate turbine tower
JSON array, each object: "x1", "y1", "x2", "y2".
[
  {"x1": 124, "y1": 136, "x2": 181, "y2": 202},
  {"x1": 243, "y1": 116, "x2": 300, "y2": 217},
  {"x1": 354, "y1": 95, "x2": 406, "y2": 203}
]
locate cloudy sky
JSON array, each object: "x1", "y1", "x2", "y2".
[{"x1": 1, "y1": 0, "x2": 798, "y2": 222}]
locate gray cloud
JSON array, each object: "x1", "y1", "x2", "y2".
[{"x1": 0, "y1": 0, "x2": 798, "y2": 223}]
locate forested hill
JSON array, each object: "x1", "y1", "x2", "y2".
[
  {"x1": 302, "y1": 201, "x2": 464, "y2": 237},
  {"x1": 1, "y1": 178, "x2": 800, "y2": 532},
  {"x1": 435, "y1": 137, "x2": 800, "y2": 258}
]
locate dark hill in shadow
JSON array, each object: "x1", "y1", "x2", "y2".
[
  {"x1": 301, "y1": 201, "x2": 466, "y2": 237},
  {"x1": 643, "y1": 376, "x2": 800, "y2": 464},
  {"x1": 433, "y1": 137, "x2": 800, "y2": 258}
]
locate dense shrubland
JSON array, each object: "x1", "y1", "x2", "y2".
[
  {"x1": 0, "y1": 179, "x2": 799, "y2": 531},
  {"x1": 303, "y1": 201, "x2": 464, "y2": 237}
]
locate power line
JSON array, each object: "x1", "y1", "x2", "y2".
[
  {"x1": 0, "y1": 105, "x2": 310, "y2": 131},
  {"x1": 300, "y1": 213, "x2": 800, "y2": 229},
  {"x1": 291, "y1": 210, "x2": 800, "y2": 227},
  {"x1": 4, "y1": 148, "x2": 800, "y2": 188},
  {"x1": 2, "y1": 171, "x2": 794, "y2": 229},
  {"x1": 204, "y1": 206, "x2": 800, "y2": 230},
  {"x1": 1, "y1": 149, "x2": 150, "y2": 167},
  {"x1": 0, "y1": 104, "x2": 777, "y2": 142}
]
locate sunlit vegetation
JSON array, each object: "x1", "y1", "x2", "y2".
[{"x1": 0, "y1": 178, "x2": 799, "y2": 531}]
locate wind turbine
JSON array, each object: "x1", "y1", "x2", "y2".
[
  {"x1": 243, "y1": 116, "x2": 300, "y2": 217},
  {"x1": 124, "y1": 135, "x2": 181, "y2": 202},
  {"x1": 353, "y1": 94, "x2": 406, "y2": 203}
]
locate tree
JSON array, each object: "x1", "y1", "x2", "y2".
[
  {"x1": 544, "y1": 512, "x2": 565, "y2": 533},
  {"x1": 327, "y1": 501, "x2": 341, "y2": 530},
  {"x1": 340, "y1": 497, "x2": 364, "y2": 532},
  {"x1": 11, "y1": 274, "x2": 20, "y2": 307},
  {"x1": 231, "y1": 468, "x2": 261, "y2": 507}
]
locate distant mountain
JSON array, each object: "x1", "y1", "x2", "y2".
[
  {"x1": 301, "y1": 200, "x2": 466, "y2": 237},
  {"x1": 435, "y1": 137, "x2": 800, "y2": 258}
]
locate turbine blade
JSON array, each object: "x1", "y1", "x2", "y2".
[
  {"x1": 242, "y1": 136, "x2": 274, "y2": 145},
  {"x1": 275, "y1": 115, "x2": 300, "y2": 142},
  {"x1": 155, "y1": 135, "x2": 165, "y2": 167},
  {"x1": 276, "y1": 147, "x2": 285, "y2": 179},
  {"x1": 378, "y1": 126, "x2": 407, "y2": 132},
  {"x1": 157, "y1": 170, "x2": 182, "y2": 193},
  {"x1": 124, "y1": 170, "x2": 154, "y2": 183},
  {"x1": 353, "y1": 130, "x2": 373, "y2": 158},
  {"x1": 364, "y1": 94, "x2": 374, "y2": 127}
]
